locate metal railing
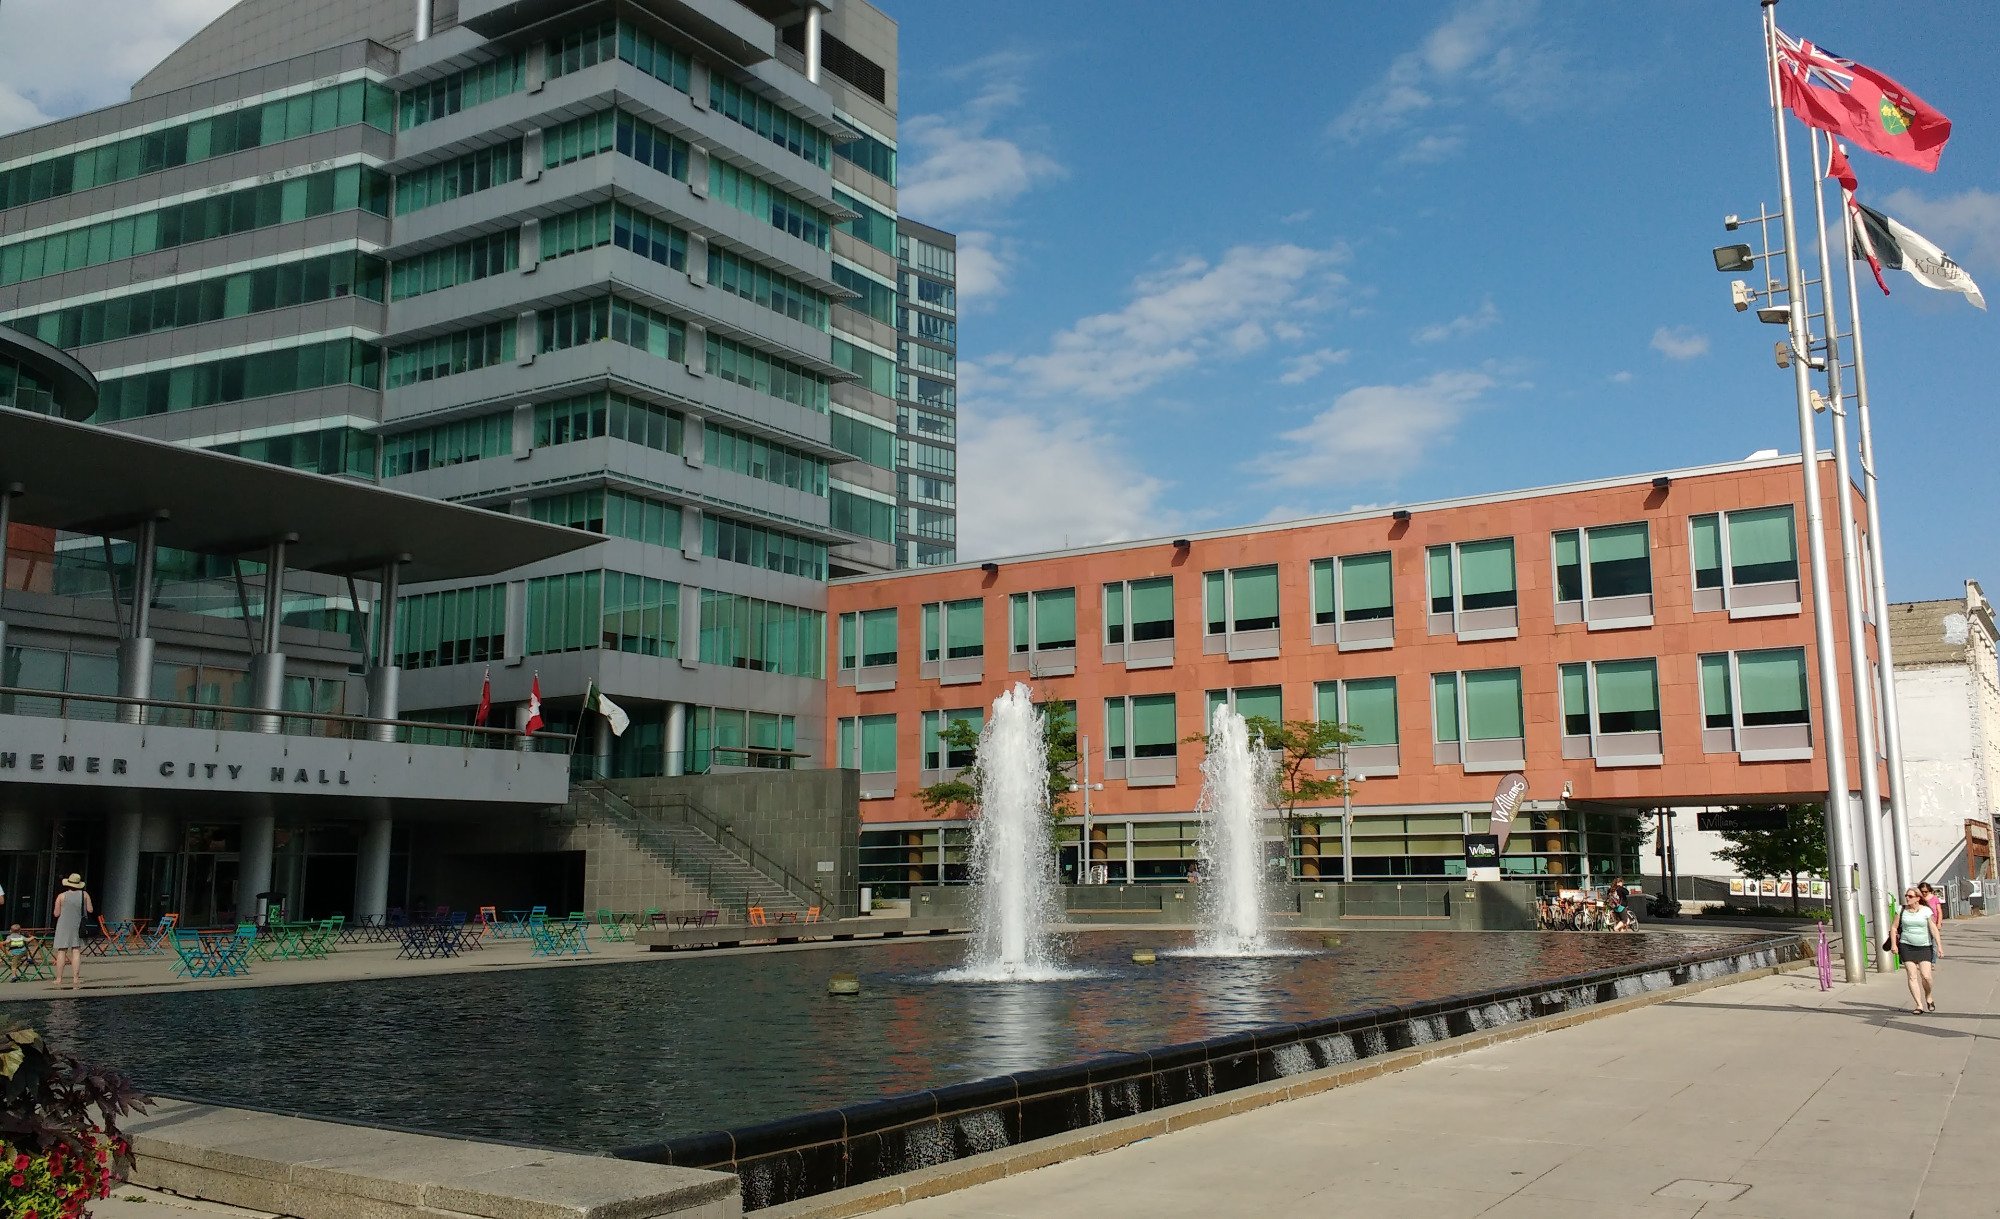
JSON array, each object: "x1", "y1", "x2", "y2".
[
  {"x1": 0, "y1": 685, "x2": 574, "y2": 752},
  {"x1": 574, "y1": 781, "x2": 827, "y2": 914}
]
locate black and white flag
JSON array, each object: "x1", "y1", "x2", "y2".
[{"x1": 1851, "y1": 199, "x2": 1986, "y2": 310}]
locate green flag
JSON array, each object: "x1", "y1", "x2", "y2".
[{"x1": 583, "y1": 681, "x2": 630, "y2": 737}]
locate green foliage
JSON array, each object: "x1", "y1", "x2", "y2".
[
  {"x1": 1242, "y1": 717, "x2": 1361, "y2": 824},
  {"x1": 1, "y1": 1023, "x2": 147, "y2": 1219},
  {"x1": 1710, "y1": 803, "x2": 1827, "y2": 914},
  {"x1": 917, "y1": 700, "x2": 1078, "y2": 823}
]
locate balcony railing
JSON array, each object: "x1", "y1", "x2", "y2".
[{"x1": 0, "y1": 685, "x2": 574, "y2": 752}]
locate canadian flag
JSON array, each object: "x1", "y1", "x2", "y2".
[{"x1": 523, "y1": 675, "x2": 544, "y2": 735}]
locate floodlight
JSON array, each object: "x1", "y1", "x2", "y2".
[
  {"x1": 1756, "y1": 303, "x2": 1793, "y2": 325},
  {"x1": 1723, "y1": 215, "x2": 1742, "y2": 231},
  {"x1": 1713, "y1": 244, "x2": 1755, "y2": 272}
]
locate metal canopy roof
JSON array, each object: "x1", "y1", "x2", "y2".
[{"x1": 0, "y1": 410, "x2": 601, "y2": 583}]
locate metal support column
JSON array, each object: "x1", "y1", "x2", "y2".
[
  {"x1": 238, "y1": 811, "x2": 275, "y2": 924},
  {"x1": 103, "y1": 810, "x2": 142, "y2": 923},
  {"x1": 664, "y1": 701, "x2": 687, "y2": 776},
  {"x1": 355, "y1": 812, "x2": 392, "y2": 923},
  {"x1": 366, "y1": 560, "x2": 404, "y2": 743},
  {"x1": 249, "y1": 537, "x2": 291, "y2": 733},
  {"x1": 116, "y1": 516, "x2": 161, "y2": 725}
]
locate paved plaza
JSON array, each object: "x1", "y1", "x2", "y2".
[{"x1": 868, "y1": 920, "x2": 2000, "y2": 1219}]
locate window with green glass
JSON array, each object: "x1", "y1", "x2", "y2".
[
  {"x1": 1310, "y1": 559, "x2": 1337, "y2": 625},
  {"x1": 1, "y1": 165, "x2": 389, "y2": 286},
  {"x1": 831, "y1": 411, "x2": 896, "y2": 469},
  {"x1": 922, "y1": 709, "x2": 982, "y2": 769},
  {"x1": 1458, "y1": 539, "x2": 1517, "y2": 610},
  {"x1": 839, "y1": 714, "x2": 897, "y2": 772},
  {"x1": 835, "y1": 187, "x2": 896, "y2": 253},
  {"x1": 394, "y1": 140, "x2": 520, "y2": 214},
  {"x1": 833, "y1": 339, "x2": 897, "y2": 397},
  {"x1": 830, "y1": 487, "x2": 895, "y2": 541},
  {"x1": 1560, "y1": 663, "x2": 1591, "y2": 735},
  {"x1": 535, "y1": 391, "x2": 682, "y2": 454},
  {"x1": 1427, "y1": 547, "x2": 1454, "y2": 614},
  {"x1": 600, "y1": 572, "x2": 678, "y2": 657},
  {"x1": 544, "y1": 109, "x2": 616, "y2": 168},
  {"x1": 1204, "y1": 565, "x2": 1277, "y2": 634},
  {"x1": 1553, "y1": 531, "x2": 1583, "y2": 603},
  {"x1": 704, "y1": 515, "x2": 825, "y2": 580},
  {"x1": 705, "y1": 421, "x2": 827, "y2": 493},
  {"x1": 1011, "y1": 589, "x2": 1076, "y2": 652},
  {"x1": 710, "y1": 159, "x2": 829, "y2": 248},
  {"x1": 833, "y1": 127, "x2": 895, "y2": 183},
  {"x1": 712, "y1": 246, "x2": 827, "y2": 328},
  {"x1": 1727, "y1": 507, "x2": 1798, "y2": 586},
  {"x1": 12, "y1": 251, "x2": 386, "y2": 348},
  {"x1": 840, "y1": 609, "x2": 897, "y2": 668},
  {"x1": 525, "y1": 571, "x2": 602, "y2": 655},
  {"x1": 1344, "y1": 678, "x2": 1398, "y2": 745},
  {"x1": 1588, "y1": 523, "x2": 1651, "y2": 597},
  {"x1": 704, "y1": 333, "x2": 827, "y2": 411},
  {"x1": 383, "y1": 413, "x2": 511, "y2": 477},
  {"x1": 98, "y1": 339, "x2": 381, "y2": 422},
  {"x1": 945, "y1": 598, "x2": 983, "y2": 659},
  {"x1": 832, "y1": 262, "x2": 896, "y2": 324},
  {"x1": 1125, "y1": 577, "x2": 1174, "y2": 642},
  {"x1": 1594, "y1": 658, "x2": 1660, "y2": 733},
  {"x1": 212, "y1": 426, "x2": 378, "y2": 478},
  {"x1": 1104, "y1": 696, "x2": 1128, "y2": 760},
  {"x1": 387, "y1": 322, "x2": 512, "y2": 388},
  {"x1": 400, "y1": 53, "x2": 526, "y2": 128},
  {"x1": 1700, "y1": 653, "x2": 1734, "y2": 727},
  {"x1": 394, "y1": 583, "x2": 506, "y2": 670},
  {"x1": 1736, "y1": 647, "x2": 1808, "y2": 725},
  {"x1": 528, "y1": 489, "x2": 607, "y2": 533},
  {"x1": 392, "y1": 232, "x2": 516, "y2": 300},
  {"x1": 1463, "y1": 668, "x2": 1524, "y2": 740},
  {"x1": 1208, "y1": 685, "x2": 1281, "y2": 726},
  {"x1": 697, "y1": 591, "x2": 824, "y2": 677},
  {"x1": 712, "y1": 74, "x2": 829, "y2": 165},
  {"x1": 1132, "y1": 694, "x2": 1178, "y2": 759},
  {"x1": 611, "y1": 111, "x2": 689, "y2": 179},
  {"x1": 1340, "y1": 552, "x2": 1394, "y2": 622},
  {"x1": 1, "y1": 79, "x2": 393, "y2": 211},
  {"x1": 1433, "y1": 673, "x2": 1461, "y2": 742},
  {"x1": 1691, "y1": 515, "x2": 1724, "y2": 589}
]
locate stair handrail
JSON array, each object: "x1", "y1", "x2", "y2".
[{"x1": 578, "y1": 782, "x2": 828, "y2": 910}]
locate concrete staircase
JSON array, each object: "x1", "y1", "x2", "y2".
[{"x1": 570, "y1": 780, "x2": 814, "y2": 918}]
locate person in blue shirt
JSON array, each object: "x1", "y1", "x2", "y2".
[{"x1": 1889, "y1": 886, "x2": 1942, "y2": 1014}]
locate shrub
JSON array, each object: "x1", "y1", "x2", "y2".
[{"x1": 1, "y1": 1026, "x2": 148, "y2": 1219}]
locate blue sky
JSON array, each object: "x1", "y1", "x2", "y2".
[
  {"x1": 0, "y1": 1, "x2": 1989, "y2": 599},
  {"x1": 889, "y1": 1, "x2": 1998, "y2": 599}
]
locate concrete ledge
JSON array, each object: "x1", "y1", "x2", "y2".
[
  {"x1": 762, "y1": 954, "x2": 1809, "y2": 1218},
  {"x1": 634, "y1": 920, "x2": 967, "y2": 951},
  {"x1": 128, "y1": 1101, "x2": 742, "y2": 1219}
]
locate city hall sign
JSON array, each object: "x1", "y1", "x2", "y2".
[{"x1": 0, "y1": 752, "x2": 351, "y2": 787}]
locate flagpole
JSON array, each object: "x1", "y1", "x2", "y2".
[
  {"x1": 1807, "y1": 129, "x2": 1892, "y2": 972},
  {"x1": 1763, "y1": 0, "x2": 1862, "y2": 981},
  {"x1": 1838, "y1": 156, "x2": 1916, "y2": 897}
]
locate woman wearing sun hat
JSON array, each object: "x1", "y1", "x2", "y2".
[{"x1": 52, "y1": 873, "x2": 93, "y2": 991}]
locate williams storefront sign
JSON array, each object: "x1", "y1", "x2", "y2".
[{"x1": 0, "y1": 752, "x2": 350, "y2": 787}]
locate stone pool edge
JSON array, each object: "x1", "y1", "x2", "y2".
[{"x1": 625, "y1": 934, "x2": 1808, "y2": 1213}]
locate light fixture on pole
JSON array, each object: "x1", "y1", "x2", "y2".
[
  {"x1": 1078, "y1": 734, "x2": 1104, "y2": 884},
  {"x1": 1340, "y1": 750, "x2": 1365, "y2": 886},
  {"x1": 1745, "y1": 0, "x2": 1863, "y2": 981}
]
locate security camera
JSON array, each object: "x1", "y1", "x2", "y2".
[
  {"x1": 1561, "y1": 781, "x2": 1574, "y2": 800},
  {"x1": 1724, "y1": 214, "x2": 1742, "y2": 231},
  {"x1": 1731, "y1": 281, "x2": 1754, "y2": 312},
  {"x1": 1810, "y1": 390, "x2": 1830, "y2": 413}
]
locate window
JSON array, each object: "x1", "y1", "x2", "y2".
[
  {"x1": 98, "y1": 339, "x2": 382, "y2": 422},
  {"x1": 394, "y1": 141, "x2": 521, "y2": 214},
  {"x1": 838, "y1": 609, "x2": 898, "y2": 669},
  {"x1": 1432, "y1": 668, "x2": 1526, "y2": 770},
  {"x1": 1206, "y1": 686, "x2": 1281, "y2": 727},
  {"x1": 832, "y1": 262, "x2": 896, "y2": 324},
  {"x1": 1691, "y1": 507, "x2": 1802, "y2": 617},
  {"x1": 832, "y1": 411, "x2": 896, "y2": 469},
  {"x1": 392, "y1": 232, "x2": 516, "y2": 300},
  {"x1": 1309, "y1": 551, "x2": 1394, "y2": 649},
  {"x1": 1105, "y1": 694, "x2": 1178, "y2": 781},
  {"x1": 704, "y1": 333, "x2": 827, "y2": 411},
  {"x1": 1426, "y1": 538, "x2": 1518, "y2": 639},
  {"x1": 705, "y1": 422, "x2": 828, "y2": 494},
  {"x1": 704, "y1": 517, "x2": 826, "y2": 580},
  {"x1": 830, "y1": 487, "x2": 895, "y2": 541},
  {"x1": 683, "y1": 705, "x2": 798, "y2": 774},
  {"x1": 833, "y1": 127, "x2": 896, "y2": 183},
  {"x1": 921, "y1": 598, "x2": 984, "y2": 661},
  {"x1": 1103, "y1": 578, "x2": 1175, "y2": 647},
  {"x1": 400, "y1": 53, "x2": 525, "y2": 128},
  {"x1": 212, "y1": 426, "x2": 377, "y2": 478},
  {"x1": 834, "y1": 339, "x2": 897, "y2": 398},
  {"x1": 0, "y1": 79, "x2": 393, "y2": 210},
  {"x1": 535, "y1": 391, "x2": 683, "y2": 455},
  {"x1": 382, "y1": 412, "x2": 512, "y2": 477},
  {"x1": 903, "y1": 234, "x2": 955, "y2": 280},
  {"x1": 526, "y1": 571, "x2": 602, "y2": 655},
  {"x1": 1701, "y1": 647, "x2": 1812, "y2": 759},
  {"x1": 1, "y1": 165, "x2": 390, "y2": 286},
  {"x1": 394, "y1": 584, "x2": 506, "y2": 669},
  {"x1": 837, "y1": 715, "x2": 897, "y2": 773},
  {"x1": 1010, "y1": 589, "x2": 1077, "y2": 653},
  {"x1": 1204, "y1": 565, "x2": 1279, "y2": 633},
  {"x1": 1552, "y1": 523, "x2": 1654, "y2": 627},
  {"x1": 599, "y1": 572, "x2": 678, "y2": 657},
  {"x1": 1560, "y1": 659, "x2": 1663, "y2": 766},
  {"x1": 709, "y1": 159, "x2": 829, "y2": 248},
  {"x1": 697, "y1": 591, "x2": 823, "y2": 677},
  {"x1": 387, "y1": 322, "x2": 512, "y2": 388},
  {"x1": 611, "y1": 111, "x2": 690, "y2": 179},
  {"x1": 1315, "y1": 677, "x2": 1400, "y2": 746},
  {"x1": 711, "y1": 246, "x2": 827, "y2": 328},
  {"x1": 922, "y1": 709, "x2": 983, "y2": 770},
  {"x1": 13, "y1": 251, "x2": 386, "y2": 347},
  {"x1": 712, "y1": 75, "x2": 829, "y2": 166}
]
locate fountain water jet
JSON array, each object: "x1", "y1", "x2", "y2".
[
  {"x1": 944, "y1": 683, "x2": 1075, "y2": 981},
  {"x1": 1192, "y1": 703, "x2": 1280, "y2": 956}
]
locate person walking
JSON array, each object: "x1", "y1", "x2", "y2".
[
  {"x1": 1889, "y1": 886, "x2": 1941, "y2": 1015},
  {"x1": 1919, "y1": 881, "x2": 1945, "y2": 924},
  {"x1": 51, "y1": 873, "x2": 93, "y2": 992}
]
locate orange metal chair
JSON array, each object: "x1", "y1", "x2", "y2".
[{"x1": 747, "y1": 906, "x2": 767, "y2": 925}]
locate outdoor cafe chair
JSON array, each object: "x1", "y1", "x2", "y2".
[
  {"x1": 141, "y1": 914, "x2": 179, "y2": 955},
  {"x1": 803, "y1": 906, "x2": 822, "y2": 924},
  {"x1": 594, "y1": 909, "x2": 630, "y2": 943},
  {"x1": 5, "y1": 936, "x2": 52, "y2": 983},
  {"x1": 747, "y1": 906, "x2": 768, "y2": 926},
  {"x1": 530, "y1": 918, "x2": 590, "y2": 958}
]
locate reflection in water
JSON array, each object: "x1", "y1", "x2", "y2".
[{"x1": 1, "y1": 929, "x2": 1769, "y2": 1149}]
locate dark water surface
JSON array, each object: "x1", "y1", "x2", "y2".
[{"x1": 1, "y1": 930, "x2": 1766, "y2": 1149}]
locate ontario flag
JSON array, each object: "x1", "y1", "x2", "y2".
[
  {"x1": 523, "y1": 675, "x2": 544, "y2": 734},
  {"x1": 1776, "y1": 30, "x2": 1950, "y2": 172}
]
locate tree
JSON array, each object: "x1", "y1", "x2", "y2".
[
  {"x1": 1711, "y1": 803, "x2": 1827, "y2": 913},
  {"x1": 917, "y1": 700, "x2": 1078, "y2": 826}
]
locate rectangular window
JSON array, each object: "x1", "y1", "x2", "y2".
[
  {"x1": 1463, "y1": 669, "x2": 1524, "y2": 740},
  {"x1": 1700, "y1": 654, "x2": 1734, "y2": 728},
  {"x1": 705, "y1": 333, "x2": 828, "y2": 412},
  {"x1": 1340, "y1": 677, "x2": 1399, "y2": 746},
  {"x1": 710, "y1": 159, "x2": 829, "y2": 248},
  {"x1": 1691, "y1": 507, "x2": 1802, "y2": 617},
  {"x1": 833, "y1": 127, "x2": 895, "y2": 183},
  {"x1": 393, "y1": 583, "x2": 505, "y2": 669},
  {"x1": 1700, "y1": 647, "x2": 1811, "y2": 759},
  {"x1": 920, "y1": 599, "x2": 984, "y2": 662},
  {"x1": 1553, "y1": 522, "x2": 1654, "y2": 627},
  {"x1": 838, "y1": 714, "x2": 897, "y2": 773},
  {"x1": 839, "y1": 608, "x2": 898, "y2": 668},
  {"x1": 598, "y1": 572, "x2": 679, "y2": 657},
  {"x1": 701, "y1": 420, "x2": 826, "y2": 493},
  {"x1": 1206, "y1": 685, "x2": 1281, "y2": 726},
  {"x1": 712, "y1": 74, "x2": 828, "y2": 165},
  {"x1": 1427, "y1": 538, "x2": 1518, "y2": 638},
  {"x1": 922, "y1": 709, "x2": 982, "y2": 770},
  {"x1": 696, "y1": 591, "x2": 824, "y2": 677},
  {"x1": 525, "y1": 570, "x2": 603, "y2": 656},
  {"x1": 1203, "y1": 564, "x2": 1279, "y2": 635},
  {"x1": 1434, "y1": 668, "x2": 1525, "y2": 769},
  {"x1": 703, "y1": 516, "x2": 826, "y2": 580},
  {"x1": 1009, "y1": 588, "x2": 1077, "y2": 653},
  {"x1": 1736, "y1": 647, "x2": 1809, "y2": 726},
  {"x1": 97, "y1": 339, "x2": 381, "y2": 423},
  {"x1": 400, "y1": 52, "x2": 526, "y2": 128},
  {"x1": 1101, "y1": 577, "x2": 1175, "y2": 645},
  {"x1": 386, "y1": 322, "x2": 513, "y2": 388},
  {"x1": 1106, "y1": 694, "x2": 1178, "y2": 763},
  {"x1": 394, "y1": 140, "x2": 521, "y2": 215},
  {"x1": 835, "y1": 187, "x2": 897, "y2": 253}
]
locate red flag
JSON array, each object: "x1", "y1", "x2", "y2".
[
  {"x1": 1777, "y1": 31, "x2": 1950, "y2": 172},
  {"x1": 1826, "y1": 142, "x2": 1857, "y2": 193},
  {"x1": 1849, "y1": 195, "x2": 1891, "y2": 296},
  {"x1": 473, "y1": 667, "x2": 492, "y2": 727},
  {"x1": 523, "y1": 675, "x2": 544, "y2": 735}
]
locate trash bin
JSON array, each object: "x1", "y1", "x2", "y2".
[{"x1": 255, "y1": 891, "x2": 286, "y2": 927}]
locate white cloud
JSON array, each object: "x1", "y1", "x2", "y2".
[
  {"x1": 1251, "y1": 371, "x2": 1495, "y2": 489},
  {"x1": 953, "y1": 230, "x2": 1014, "y2": 308},
  {"x1": 899, "y1": 52, "x2": 1063, "y2": 223},
  {"x1": 1650, "y1": 326, "x2": 1710, "y2": 360},
  {"x1": 1609, "y1": 370, "x2": 1635, "y2": 384},
  {"x1": 0, "y1": 1, "x2": 235, "y2": 134},
  {"x1": 1413, "y1": 298, "x2": 1500, "y2": 343},
  {"x1": 992, "y1": 243, "x2": 1348, "y2": 399},
  {"x1": 1327, "y1": 0, "x2": 1563, "y2": 159},
  {"x1": 954, "y1": 413, "x2": 1183, "y2": 559},
  {"x1": 1278, "y1": 347, "x2": 1353, "y2": 385},
  {"x1": 1881, "y1": 187, "x2": 2000, "y2": 269},
  {"x1": 1280, "y1": 208, "x2": 1315, "y2": 225}
]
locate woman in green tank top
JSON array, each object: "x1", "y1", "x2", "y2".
[{"x1": 1890, "y1": 887, "x2": 1941, "y2": 1014}]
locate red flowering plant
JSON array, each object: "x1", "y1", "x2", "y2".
[{"x1": 1, "y1": 1024, "x2": 148, "y2": 1219}]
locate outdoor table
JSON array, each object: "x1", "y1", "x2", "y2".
[
  {"x1": 500, "y1": 909, "x2": 532, "y2": 939},
  {"x1": 251, "y1": 924, "x2": 306, "y2": 961},
  {"x1": 530, "y1": 919, "x2": 589, "y2": 958},
  {"x1": 396, "y1": 924, "x2": 463, "y2": 960}
]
